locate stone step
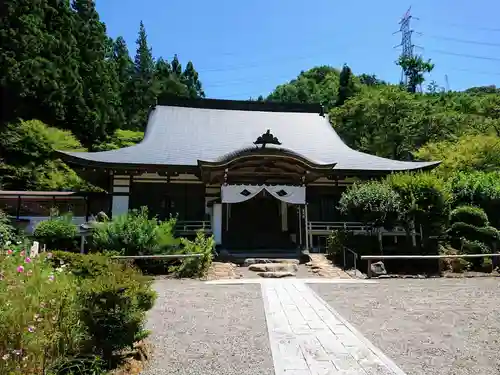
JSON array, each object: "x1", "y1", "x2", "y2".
[
  {"x1": 257, "y1": 271, "x2": 296, "y2": 278},
  {"x1": 248, "y1": 263, "x2": 299, "y2": 273},
  {"x1": 244, "y1": 258, "x2": 300, "y2": 266}
]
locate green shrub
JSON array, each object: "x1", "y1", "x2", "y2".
[
  {"x1": 0, "y1": 209, "x2": 17, "y2": 248},
  {"x1": 447, "y1": 171, "x2": 500, "y2": 228},
  {"x1": 33, "y1": 214, "x2": 78, "y2": 251},
  {"x1": 339, "y1": 181, "x2": 401, "y2": 229},
  {"x1": 386, "y1": 172, "x2": 451, "y2": 237},
  {"x1": 461, "y1": 239, "x2": 490, "y2": 255},
  {"x1": 50, "y1": 251, "x2": 121, "y2": 279},
  {"x1": 450, "y1": 206, "x2": 489, "y2": 227},
  {"x1": 78, "y1": 266, "x2": 156, "y2": 361},
  {"x1": 0, "y1": 248, "x2": 156, "y2": 374},
  {"x1": 170, "y1": 231, "x2": 214, "y2": 278},
  {"x1": 92, "y1": 206, "x2": 179, "y2": 255},
  {"x1": 326, "y1": 230, "x2": 349, "y2": 259},
  {"x1": 448, "y1": 222, "x2": 499, "y2": 249}
]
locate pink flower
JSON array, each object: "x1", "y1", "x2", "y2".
[
  {"x1": 25, "y1": 257, "x2": 31, "y2": 264},
  {"x1": 48, "y1": 274, "x2": 55, "y2": 282},
  {"x1": 17, "y1": 265, "x2": 24, "y2": 273},
  {"x1": 7, "y1": 249, "x2": 13, "y2": 255}
]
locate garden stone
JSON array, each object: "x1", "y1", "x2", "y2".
[
  {"x1": 248, "y1": 263, "x2": 299, "y2": 272},
  {"x1": 257, "y1": 271, "x2": 296, "y2": 278},
  {"x1": 371, "y1": 261, "x2": 387, "y2": 276},
  {"x1": 243, "y1": 258, "x2": 300, "y2": 267}
]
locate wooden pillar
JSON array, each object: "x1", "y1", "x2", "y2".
[
  {"x1": 298, "y1": 206, "x2": 302, "y2": 248},
  {"x1": 304, "y1": 203, "x2": 309, "y2": 250}
]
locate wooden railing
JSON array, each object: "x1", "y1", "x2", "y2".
[
  {"x1": 361, "y1": 254, "x2": 500, "y2": 278},
  {"x1": 175, "y1": 220, "x2": 212, "y2": 235},
  {"x1": 308, "y1": 221, "x2": 370, "y2": 233}
]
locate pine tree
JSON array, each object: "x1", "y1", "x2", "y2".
[
  {"x1": 127, "y1": 21, "x2": 157, "y2": 130},
  {"x1": 0, "y1": 0, "x2": 80, "y2": 129},
  {"x1": 71, "y1": 0, "x2": 122, "y2": 148},
  {"x1": 183, "y1": 61, "x2": 205, "y2": 98},
  {"x1": 155, "y1": 58, "x2": 188, "y2": 99},
  {"x1": 171, "y1": 54, "x2": 182, "y2": 77},
  {"x1": 336, "y1": 64, "x2": 357, "y2": 106},
  {"x1": 112, "y1": 36, "x2": 134, "y2": 127}
]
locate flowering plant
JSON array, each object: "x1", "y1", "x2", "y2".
[{"x1": 0, "y1": 251, "x2": 82, "y2": 374}]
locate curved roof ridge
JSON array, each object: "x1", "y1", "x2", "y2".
[{"x1": 57, "y1": 103, "x2": 440, "y2": 173}]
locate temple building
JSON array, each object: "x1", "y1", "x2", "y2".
[{"x1": 57, "y1": 97, "x2": 439, "y2": 251}]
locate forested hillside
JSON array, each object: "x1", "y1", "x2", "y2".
[
  {"x1": 1, "y1": 0, "x2": 499, "y2": 191},
  {"x1": 0, "y1": 0, "x2": 203, "y2": 189}
]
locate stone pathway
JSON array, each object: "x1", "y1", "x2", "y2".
[
  {"x1": 207, "y1": 279, "x2": 406, "y2": 375},
  {"x1": 306, "y1": 254, "x2": 351, "y2": 279}
]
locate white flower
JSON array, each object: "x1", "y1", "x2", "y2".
[{"x1": 2, "y1": 354, "x2": 9, "y2": 361}]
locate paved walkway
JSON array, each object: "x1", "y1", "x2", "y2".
[{"x1": 207, "y1": 279, "x2": 406, "y2": 375}]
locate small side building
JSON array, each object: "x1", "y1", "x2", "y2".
[{"x1": 58, "y1": 97, "x2": 439, "y2": 251}]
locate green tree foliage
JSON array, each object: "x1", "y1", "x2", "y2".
[
  {"x1": 415, "y1": 134, "x2": 500, "y2": 176},
  {"x1": 385, "y1": 172, "x2": 450, "y2": 238},
  {"x1": 396, "y1": 55, "x2": 435, "y2": 93},
  {"x1": 183, "y1": 61, "x2": 205, "y2": 98},
  {"x1": 0, "y1": 0, "x2": 81, "y2": 130},
  {"x1": 127, "y1": 21, "x2": 157, "y2": 130},
  {"x1": 338, "y1": 181, "x2": 401, "y2": 229},
  {"x1": 171, "y1": 54, "x2": 183, "y2": 77},
  {"x1": 94, "y1": 129, "x2": 144, "y2": 151},
  {"x1": 155, "y1": 57, "x2": 189, "y2": 98},
  {"x1": 267, "y1": 66, "x2": 342, "y2": 108},
  {"x1": 330, "y1": 86, "x2": 500, "y2": 160},
  {"x1": 0, "y1": 119, "x2": 94, "y2": 191},
  {"x1": 336, "y1": 64, "x2": 357, "y2": 106},
  {"x1": 358, "y1": 73, "x2": 387, "y2": 86},
  {"x1": 447, "y1": 171, "x2": 500, "y2": 228},
  {"x1": 448, "y1": 206, "x2": 499, "y2": 254},
  {"x1": 71, "y1": 0, "x2": 123, "y2": 148}
]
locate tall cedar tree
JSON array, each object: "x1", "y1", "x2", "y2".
[
  {"x1": 0, "y1": 0, "x2": 81, "y2": 130},
  {"x1": 155, "y1": 58, "x2": 189, "y2": 99},
  {"x1": 127, "y1": 21, "x2": 157, "y2": 130},
  {"x1": 183, "y1": 61, "x2": 205, "y2": 98},
  {"x1": 71, "y1": 0, "x2": 122, "y2": 148},
  {"x1": 336, "y1": 64, "x2": 356, "y2": 106},
  {"x1": 171, "y1": 54, "x2": 183, "y2": 77},
  {"x1": 112, "y1": 36, "x2": 134, "y2": 126}
]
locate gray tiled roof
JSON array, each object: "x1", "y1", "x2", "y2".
[{"x1": 60, "y1": 105, "x2": 439, "y2": 172}]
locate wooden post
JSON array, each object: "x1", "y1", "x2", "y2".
[
  {"x1": 367, "y1": 259, "x2": 372, "y2": 278},
  {"x1": 304, "y1": 204, "x2": 309, "y2": 250}
]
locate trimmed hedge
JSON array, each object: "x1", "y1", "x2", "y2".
[
  {"x1": 33, "y1": 215, "x2": 78, "y2": 250},
  {"x1": 450, "y1": 206, "x2": 489, "y2": 227},
  {"x1": 448, "y1": 222, "x2": 500, "y2": 249},
  {"x1": 338, "y1": 181, "x2": 401, "y2": 229}
]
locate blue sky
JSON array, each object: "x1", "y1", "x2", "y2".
[{"x1": 96, "y1": 0, "x2": 500, "y2": 100}]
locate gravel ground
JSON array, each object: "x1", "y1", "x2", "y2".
[
  {"x1": 310, "y1": 278, "x2": 500, "y2": 375},
  {"x1": 141, "y1": 280, "x2": 274, "y2": 375}
]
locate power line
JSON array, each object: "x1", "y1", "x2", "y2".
[
  {"x1": 423, "y1": 34, "x2": 500, "y2": 48},
  {"x1": 448, "y1": 67, "x2": 500, "y2": 77},
  {"x1": 419, "y1": 19, "x2": 500, "y2": 33},
  {"x1": 429, "y1": 49, "x2": 500, "y2": 62}
]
